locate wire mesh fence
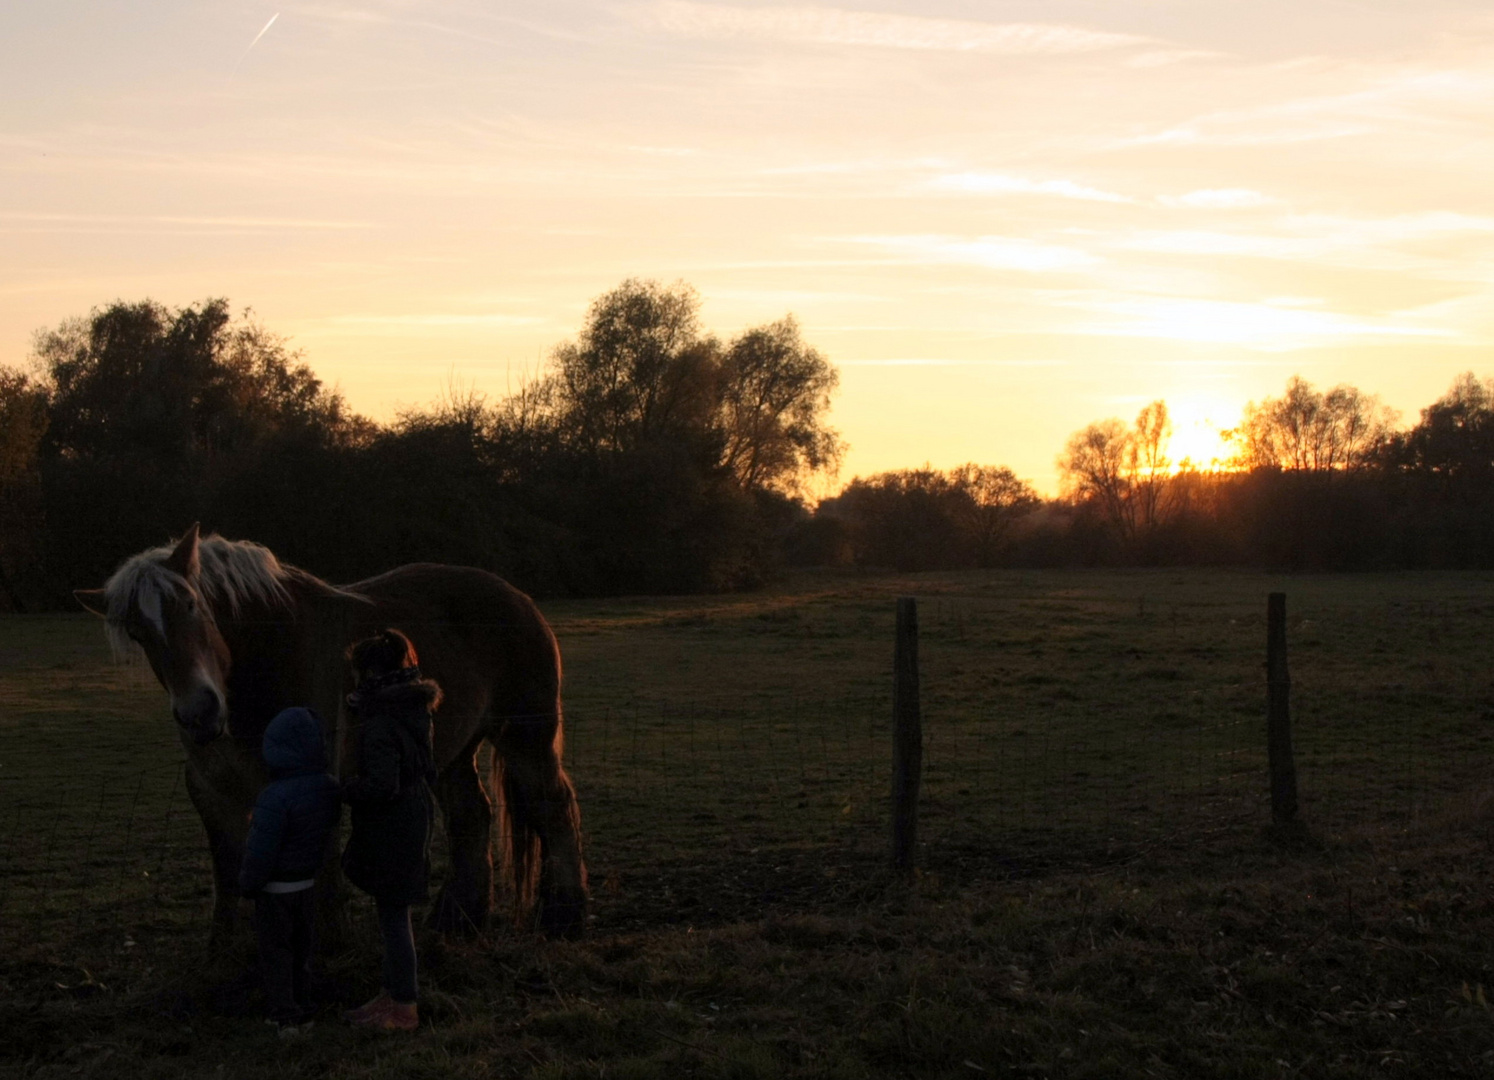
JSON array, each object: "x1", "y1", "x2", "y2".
[{"x1": 2, "y1": 580, "x2": 1489, "y2": 954}]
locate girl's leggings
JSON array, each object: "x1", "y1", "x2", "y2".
[{"x1": 376, "y1": 899, "x2": 418, "y2": 1004}]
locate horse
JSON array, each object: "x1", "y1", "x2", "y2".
[{"x1": 74, "y1": 524, "x2": 587, "y2": 945}]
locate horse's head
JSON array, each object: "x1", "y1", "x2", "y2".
[{"x1": 76, "y1": 524, "x2": 233, "y2": 746}]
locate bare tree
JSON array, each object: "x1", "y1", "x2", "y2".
[
  {"x1": 1058, "y1": 400, "x2": 1178, "y2": 544},
  {"x1": 1228, "y1": 376, "x2": 1397, "y2": 471},
  {"x1": 1127, "y1": 400, "x2": 1173, "y2": 535}
]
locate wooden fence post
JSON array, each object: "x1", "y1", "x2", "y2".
[
  {"x1": 1266, "y1": 592, "x2": 1302, "y2": 831},
  {"x1": 892, "y1": 597, "x2": 922, "y2": 871}
]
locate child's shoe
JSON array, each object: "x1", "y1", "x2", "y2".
[
  {"x1": 351, "y1": 997, "x2": 418, "y2": 1032},
  {"x1": 342, "y1": 991, "x2": 390, "y2": 1024}
]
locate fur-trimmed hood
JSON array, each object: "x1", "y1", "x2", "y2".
[{"x1": 348, "y1": 675, "x2": 443, "y2": 715}]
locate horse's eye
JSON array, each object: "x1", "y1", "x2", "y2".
[{"x1": 185, "y1": 595, "x2": 198, "y2": 614}]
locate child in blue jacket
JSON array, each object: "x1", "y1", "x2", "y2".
[{"x1": 239, "y1": 706, "x2": 341, "y2": 1033}]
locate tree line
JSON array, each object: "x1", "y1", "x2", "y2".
[
  {"x1": 2, "y1": 281, "x2": 1493, "y2": 610},
  {"x1": 0, "y1": 281, "x2": 840, "y2": 609},
  {"x1": 815, "y1": 375, "x2": 1494, "y2": 572}
]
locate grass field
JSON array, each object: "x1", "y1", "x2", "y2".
[{"x1": 3, "y1": 568, "x2": 1494, "y2": 1078}]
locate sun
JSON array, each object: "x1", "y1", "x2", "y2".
[{"x1": 1164, "y1": 395, "x2": 1237, "y2": 471}]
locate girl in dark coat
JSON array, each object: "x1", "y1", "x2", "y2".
[{"x1": 340, "y1": 629, "x2": 441, "y2": 1032}]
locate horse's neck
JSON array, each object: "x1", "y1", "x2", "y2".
[{"x1": 222, "y1": 574, "x2": 357, "y2": 750}]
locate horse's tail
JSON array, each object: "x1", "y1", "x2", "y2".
[
  {"x1": 494, "y1": 744, "x2": 541, "y2": 928},
  {"x1": 494, "y1": 698, "x2": 586, "y2": 935}
]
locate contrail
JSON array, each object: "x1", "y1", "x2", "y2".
[{"x1": 239, "y1": 12, "x2": 280, "y2": 64}]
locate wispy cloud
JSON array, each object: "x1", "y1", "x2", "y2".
[
  {"x1": 931, "y1": 172, "x2": 1132, "y2": 204},
  {"x1": 0, "y1": 211, "x2": 371, "y2": 232},
  {"x1": 1160, "y1": 188, "x2": 1275, "y2": 209},
  {"x1": 317, "y1": 312, "x2": 544, "y2": 328},
  {"x1": 1118, "y1": 211, "x2": 1494, "y2": 264},
  {"x1": 1125, "y1": 49, "x2": 1218, "y2": 69},
  {"x1": 1120, "y1": 67, "x2": 1494, "y2": 148},
  {"x1": 638, "y1": 2, "x2": 1151, "y2": 54},
  {"x1": 852, "y1": 234, "x2": 1101, "y2": 273},
  {"x1": 1067, "y1": 295, "x2": 1452, "y2": 348}
]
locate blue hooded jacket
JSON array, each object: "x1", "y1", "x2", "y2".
[{"x1": 239, "y1": 707, "x2": 342, "y2": 896}]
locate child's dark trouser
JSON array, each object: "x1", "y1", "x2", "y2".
[
  {"x1": 254, "y1": 889, "x2": 317, "y2": 1023},
  {"x1": 376, "y1": 899, "x2": 418, "y2": 1004}
]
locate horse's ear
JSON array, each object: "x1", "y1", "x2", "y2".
[
  {"x1": 167, "y1": 522, "x2": 201, "y2": 579},
  {"x1": 74, "y1": 589, "x2": 108, "y2": 617}
]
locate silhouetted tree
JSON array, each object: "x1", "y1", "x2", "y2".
[
  {"x1": 1396, "y1": 373, "x2": 1494, "y2": 482},
  {"x1": 946, "y1": 464, "x2": 1041, "y2": 567},
  {"x1": 26, "y1": 299, "x2": 360, "y2": 598},
  {"x1": 0, "y1": 369, "x2": 48, "y2": 608},
  {"x1": 1058, "y1": 400, "x2": 1176, "y2": 550},
  {"x1": 824, "y1": 464, "x2": 1040, "y2": 570},
  {"x1": 718, "y1": 317, "x2": 842, "y2": 493},
  {"x1": 1226, "y1": 376, "x2": 1396, "y2": 471},
  {"x1": 546, "y1": 279, "x2": 719, "y2": 458}
]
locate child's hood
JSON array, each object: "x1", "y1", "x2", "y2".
[{"x1": 262, "y1": 707, "x2": 330, "y2": 776}]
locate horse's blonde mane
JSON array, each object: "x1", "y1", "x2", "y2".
[{"x1": 103, "y1": 534, "x2": 295, "y2": 654}]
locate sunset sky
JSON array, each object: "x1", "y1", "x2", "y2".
[{"x1": 4, "y1": 1, "x2": 1493, "y2": 492}]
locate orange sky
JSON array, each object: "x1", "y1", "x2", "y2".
[{"x1": 4, "y1": 1, "x2": 1493, "y2": 492}]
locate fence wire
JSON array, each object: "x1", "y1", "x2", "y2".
[{"x1": 2, "y1": 584, "x2": 1488, "y2": 953}]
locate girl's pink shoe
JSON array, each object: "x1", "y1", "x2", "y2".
[
  {"x1": 351, "y1": 997, "x2": 418, "y2": 1032},
  {"x1": 342, "y1": 991, "x2": 390, "y2": 1024}
]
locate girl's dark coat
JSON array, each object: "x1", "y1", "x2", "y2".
[{"x1": 340, "y1": 677, "x2": 441, "y2": 905}]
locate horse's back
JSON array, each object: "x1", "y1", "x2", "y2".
[{"x1": 341, "y1": 563, "x2": 561, "y2": 759}]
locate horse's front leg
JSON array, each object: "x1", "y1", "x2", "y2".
[
  {"x1": 185, "y1": 766, "x2": 247, "y2": 952},
  {"x1": 431, "y1": 744, "x2": 494, "y2": 935}
]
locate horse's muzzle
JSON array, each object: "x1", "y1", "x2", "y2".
[{"x1": 174, "y1": 688, "x2": 225, "y2": 745}]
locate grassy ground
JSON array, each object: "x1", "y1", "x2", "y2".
[{"x1": 3, "y1": 568, "x2": 1494, "y2": 1077}]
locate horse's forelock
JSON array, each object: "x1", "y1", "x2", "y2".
[{"x1": 102, "y1": 557, "x2": 182, "y2": 657}]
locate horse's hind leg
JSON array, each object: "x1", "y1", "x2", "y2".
[
  {"x1": 497, "y1": 723, "x2": 587, "y2": 939},
  {"x1": 431, "y1": 741, "x2": 494, "y2": 935}
]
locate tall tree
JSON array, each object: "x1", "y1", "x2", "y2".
[
  {"x1": 33, "y1": 298, "x2": 353, "y2": 465},
  {"x1": 947, "y1": 464, "x2": 1040, "y2": 566},
  {"x1": 1228, "y1": 376, "x2": 1396, "y2": 471},
  {"x1": 546, "y1": 279, "x2": 718, "y2": 457},
  {"x1": 1397, "y1": 372, "x2": 1494, "y2": 482},
  {"x1": 0, "y1": 369, "x2": 48, "y2": 608},
  {"x1": 1057, "y1": 400, "x2": 1177, "y2": 546},
  {"x1": 717, "y1": 317, "x2": 842, "y2": 493}
]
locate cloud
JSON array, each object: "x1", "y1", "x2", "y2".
[
  {"x1": 638, "y1": 2, "x2": 1151, "y2": 54},
  {"x1": 1115, "y1": 212, "x2": 1494, "y2": 265},
  {"x1": 316, "y1": 313, "x2": 543, "y2": 328},
  {"x1": 1067, "y1": 295, "x2": 1452, "y2": 348},
  {"x1": 1119, "y1": 67, "x2": 1494, "y2": 148},
  {"x1": 0, "y1": 211, "x2": 370, "y2": 232},
  {"x1": 852, "y1": 234, "x2": 1101, "y2": 273},
  {"x1": 1124, "y1": 49, "x2": 1217, "y2": 69},
  {"x1": 931, "y1": 172, "x2": 1132, "y2": 204},
  {"x1": 1160, "y1": 188, "x2": 1274, "y2": 209}
]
